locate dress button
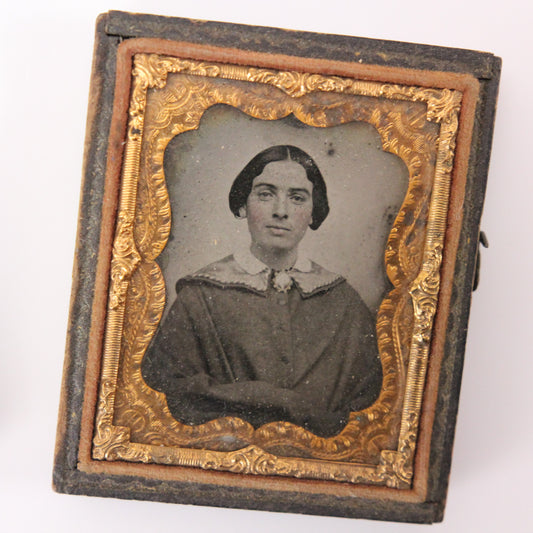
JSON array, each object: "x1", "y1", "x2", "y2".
[{"x1": 278, "y1": 298, "x2": 287, "y2": 306}]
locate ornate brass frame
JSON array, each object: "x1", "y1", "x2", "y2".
[{"x1": 91, "y1": 51, "x2": 463, "y2": 490}]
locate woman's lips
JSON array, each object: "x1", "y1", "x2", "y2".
[
  {"x1": 266, "y1": 225, "x2": 291, "y2": 232},
  {"x1": 266, "y1": 225, "x2": 291, "y2": 236}
]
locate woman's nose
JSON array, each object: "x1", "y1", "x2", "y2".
[{"x1": 273, "y1": 196, "x2": 288, "y2": 218}]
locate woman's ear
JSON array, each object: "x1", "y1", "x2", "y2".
[{"x1": 237, "y1": 206, "x2": 247, "y2": 219}]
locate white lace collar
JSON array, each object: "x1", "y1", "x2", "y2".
[
  {"x1": 186, "y1": 249, "x2": 344, "y2": 297},
  {"x1": 233, "y1": 246, "x2": 312, "y2": 275}
]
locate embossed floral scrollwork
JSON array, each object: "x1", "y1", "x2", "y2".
[
  {"x1": 108, "y1": 210, "x2": 141, "y2": 310},
  {"x1": 372, "y1": 450, "x2": 411, "y2": 489},
  {"x1": 204, "y1": 446, "x2": 285, "y2": 475},
  {"x1": 409, "y1": 245, "x2": 443, "y2": 344},
  {"x1": 246, "y1": 68, "x2": 354, "y2": 97}
]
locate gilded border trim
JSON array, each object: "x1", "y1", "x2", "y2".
[{"x1": 92, "y1": 54, "x2": 461, "y2": 489}]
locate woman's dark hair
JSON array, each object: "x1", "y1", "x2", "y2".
[{"x1": 229, "y1": 145, "x2": 329, "y2": 230}]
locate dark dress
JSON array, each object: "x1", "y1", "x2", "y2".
[{"x1": 142, "y1": 254, "x2": 382, "y2": 438}]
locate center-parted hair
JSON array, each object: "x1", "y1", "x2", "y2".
[{"x1": 229, "y1": 145, "x2": 329, "y2": 230}]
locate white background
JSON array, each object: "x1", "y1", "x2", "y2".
[{"x1": 2, "y1": 1, "x2": 532, "y2": 531}]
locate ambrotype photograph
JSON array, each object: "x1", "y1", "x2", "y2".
[
  {"x1": 142, "y1": 108, "x2": 408, "y2": 440},
  {"x1": 53, "y1": 11, "x2": 501, "y2": 524}
]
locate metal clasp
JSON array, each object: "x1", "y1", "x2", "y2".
[{"x1": 473, "y1": 231, "x2": 489, "y2": 291}]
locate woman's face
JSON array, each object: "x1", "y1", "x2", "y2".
[{"x1": 244, "y1": 161, "x2": 313, "y2": 254}]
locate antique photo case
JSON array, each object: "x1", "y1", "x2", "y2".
[{"x1": 54, "y1": 11, "x2": 501, "y2": 523}]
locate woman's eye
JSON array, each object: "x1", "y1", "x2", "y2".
[
  {"x1": 290, "y1": 195, "x2": 306, "y2": 204},
  {"x1": 258, "y1": 191, "x2": 273, "y2": 200}
]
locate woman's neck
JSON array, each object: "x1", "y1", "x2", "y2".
[{"x1": 250, "y1": 243, "x2": 297, "y2": 271}]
